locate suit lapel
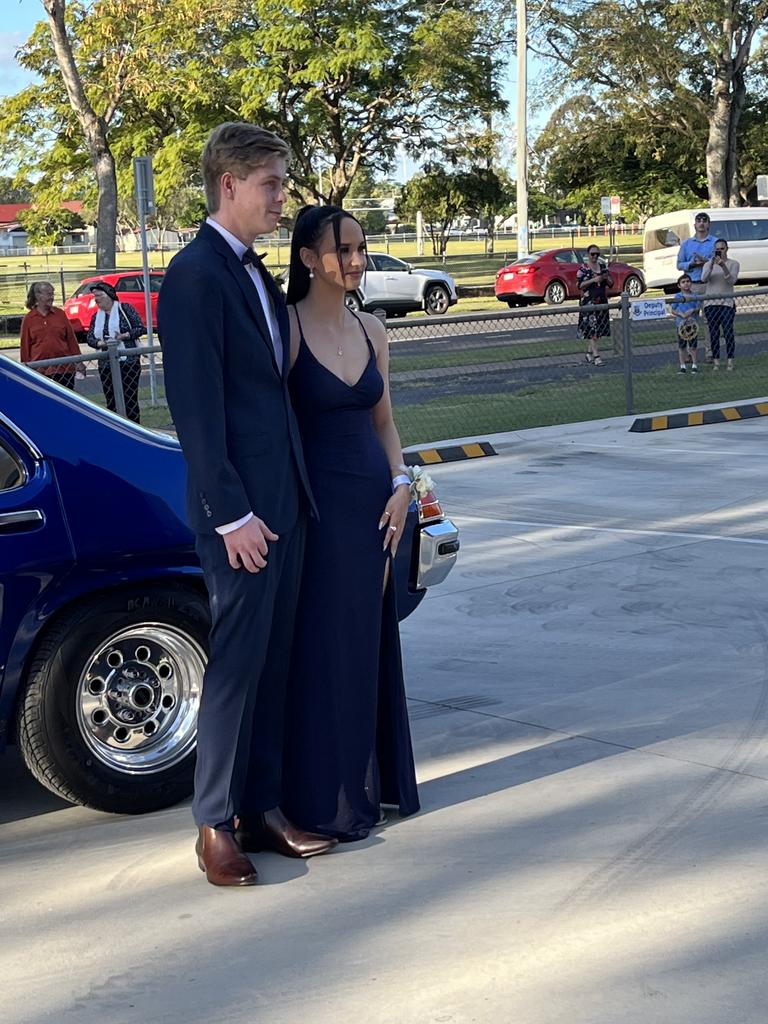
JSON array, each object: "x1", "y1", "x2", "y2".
[{"x1": 198, "y1": 222, "x2": 280, "y2": 376}]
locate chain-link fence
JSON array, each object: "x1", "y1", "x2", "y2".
[
  {"x1": 386, "y1": 286, "x2": 768, "y2": 445},
  {"x1": 21, "y1": 286, "x2": 768, "y2": 445},
  {"x1": 26, "y1": 341, "x2": 171, "y2": 431}
]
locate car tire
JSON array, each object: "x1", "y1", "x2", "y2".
[
  {"x1": 16, "y1": 583, "x2": 210, "y2": 814},
  {"x1": 424, "y1": 284, "x2": 451, "y2": 315},
  {"x1": 544, "y1": 280, "x2": 567, "y2": 305},
  {"x1": 624, "y1": 274, "x2": 643, "y2": 298},
  {"x1": 345, "y1": 292, "x2": 362, "y2": 312}
]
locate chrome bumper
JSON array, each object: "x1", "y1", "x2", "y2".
[{"x1": 416, "y1": 518, "x2": 460, "y2": 589}]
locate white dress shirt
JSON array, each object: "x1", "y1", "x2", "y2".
[{"x1": 206, "y1": 216, "x2": 283, "y2": 536}]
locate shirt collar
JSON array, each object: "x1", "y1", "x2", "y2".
[{"x1": 206, "y1": 216, "x2": 249, "y2": 261}]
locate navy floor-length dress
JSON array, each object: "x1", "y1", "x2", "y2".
[{"x1": 281, "y1": 309, "x2": 420, "y2": 842}]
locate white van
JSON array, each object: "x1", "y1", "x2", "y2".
[{"x1": 643, "y1": 207, "x2": 768, "y2": 291}]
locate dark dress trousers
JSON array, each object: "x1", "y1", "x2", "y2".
[{"x1": 158, "y1": 221, "x2": 315, "y2": 828}]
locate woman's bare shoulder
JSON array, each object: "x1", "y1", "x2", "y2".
[{"x1": 355, "y1": 310, "x2": 387, "y2": 345}]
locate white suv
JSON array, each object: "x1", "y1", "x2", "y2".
[{"x1": 346, "y1": 253, "x2": 458, "y2": 317}]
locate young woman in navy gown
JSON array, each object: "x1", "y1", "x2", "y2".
[{"x1": 281, "y1": 205, "x2": 420, "y2": 842}]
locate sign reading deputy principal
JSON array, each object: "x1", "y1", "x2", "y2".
[{"x1": 630, "y1": 299, "x2": 667, "y2": 320}]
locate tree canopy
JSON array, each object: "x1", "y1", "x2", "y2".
[
  {"x1": 532, "y1": 0, "x2": 768, "y2": 207},
  {"x1": 0, "y1": 0, "x2": 507, "y2": 261}
]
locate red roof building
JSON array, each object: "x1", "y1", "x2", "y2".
[{"x1": 0, "y1": 201, "x2": 84, "y2": 229}]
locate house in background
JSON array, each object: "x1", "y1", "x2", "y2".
[{"x1": 0, "y1": 201, "x2": 91, "y2": 250}]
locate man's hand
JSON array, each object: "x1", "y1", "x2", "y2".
[{"x1": 222, "y1": 516, "x2": 279, "y2": 572}]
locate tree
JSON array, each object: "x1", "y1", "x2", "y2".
[
  {"x1": 397, "y1": 164, "x2": 511, "y2": 254},
  {"x1": 0, "y1": 177, "x2": 32, "y2": 204},
  {"x1": 40, "y1": 0, "x2": 118, "y2": 267},
  {"x1": 18, "y1": 204, "x2": 84, "y2": 245},
  {"x1": 534, "y1": 100, "x2": 705, "y2": 221},
  {"x1": 0, "y1": 0, "x2": 507, "y2": 245},
  {"x1": 534, "y1": 0, "x2": 768, "y2": 206}
]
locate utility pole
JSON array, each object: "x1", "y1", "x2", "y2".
[{"x1": 516, "y1": 0, "x2": 529, "y2": 259}]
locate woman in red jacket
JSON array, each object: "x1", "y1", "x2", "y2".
[{"x1": 20, "y1": 281, "x2": 82, "y2": 388}]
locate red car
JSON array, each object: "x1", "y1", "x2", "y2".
[
  {"x1": 495, "y1": 248, "x2": 645, "y2": 306},
  {"x1": 63, "y1": 271, "x2": 164, "y2": 341}
]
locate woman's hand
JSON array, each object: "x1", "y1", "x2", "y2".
[{"x1": 379, "y1": 484, "x2": 410, "y2": 556}]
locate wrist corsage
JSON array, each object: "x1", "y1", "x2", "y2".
[{"x1": 407, "y1": 465, "x2": 436, "y2": 500}]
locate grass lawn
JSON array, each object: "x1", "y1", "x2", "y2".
[{"x1": 393, "y1": 353, "x2": 768, "y2": 447}]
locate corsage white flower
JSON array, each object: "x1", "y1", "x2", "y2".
[{"x1": 408, "y1": 465, "x2": 436, "y2": 499}]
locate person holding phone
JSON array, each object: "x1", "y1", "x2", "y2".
[
  {"x1": 577, "y1": 245, "x2": 613, "y2": 366},
  {"x1": 701, "y1": 240, "x2": 740, "y2": 370}
]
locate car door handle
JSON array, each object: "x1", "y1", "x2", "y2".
[{"x1": 0, "y1": 509, "x2": 44, "y2": 532}]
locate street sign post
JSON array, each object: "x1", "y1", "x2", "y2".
[{"x1": 133, "y1": 157, "x2": 158, "y2": 403}]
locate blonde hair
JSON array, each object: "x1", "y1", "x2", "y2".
[{"x1": 202, "y1": 122, "x2": 290, "y2": 212}]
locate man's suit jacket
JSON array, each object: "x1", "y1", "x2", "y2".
[{"x1": 158, "y1": 221, "x2": 314, "y2": 535}]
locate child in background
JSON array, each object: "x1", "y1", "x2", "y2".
[{"x1": 668, "y1": 273, "x2": 701, "y2": 374}]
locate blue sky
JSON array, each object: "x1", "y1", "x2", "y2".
[{"x1": 0, "y1": 0, "x2": 41, "y2": 96}]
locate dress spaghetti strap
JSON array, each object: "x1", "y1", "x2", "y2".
[{"x1": 347, "y1": 308, "x2": 376, "y2": 358}]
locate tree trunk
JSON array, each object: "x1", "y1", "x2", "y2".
[
  {"x1": 43, "y1": 0, "x2": 117, "y2": 269},
  {"x1": 727, "y1": 69, "x2": 747, "y2": 207},
  {"x1": 706, "y1": 73, "x2": 731, "y2": 206}
]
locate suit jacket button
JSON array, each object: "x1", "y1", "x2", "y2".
[{"x1": 206, "y1": 510, "x2": 212, "y2": 517}]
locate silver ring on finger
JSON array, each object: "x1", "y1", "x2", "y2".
[{"x1": 389, "y1": 524, "x2": 397, "y2": 532}]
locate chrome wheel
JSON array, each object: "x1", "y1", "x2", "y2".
[
  {"x1": 624, "y1": 274, "x2": 643, "y2": 298},
  {"x1": 345, "y1": 292, "x2": 362, "y2": 311},
  {"x1": 425, "y1": 285, "x2": 450, "y2": 314},
  {"x1": 76, "y1": 623, "x2": 205, "y2": 774}
]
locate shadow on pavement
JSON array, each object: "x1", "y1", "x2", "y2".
[{"x1": 0, "y1": 747, "x2": 71, "y2": 825}]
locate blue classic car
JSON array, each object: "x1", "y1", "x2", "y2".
[{"x1": 0, "y1": 357, "x2": 458, "y2": 813}]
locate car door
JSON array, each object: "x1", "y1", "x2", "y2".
[
  {"x1": 0, "y1": 419, "x2": 74, "y2": 706},
  {"x1": 115, "y1": 275, "x2": 147, "y2": 324},
  {"x1": 356, "y1": 254, "x2": 388, "y2": 305},
  {"x1": 554, "y1": 250, "x2": 581, "y2": 297},
  {"x1": 370, "y1": 254, "x2": 420, "y2": 303}
]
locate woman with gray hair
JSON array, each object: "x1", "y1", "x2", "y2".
[{"x1": 86, "y1": 280, "x2": 145, "y2": 421}]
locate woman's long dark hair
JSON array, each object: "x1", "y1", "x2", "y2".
[{"x1": 286, "y1": 204, "x2": 365, "y2": 305}]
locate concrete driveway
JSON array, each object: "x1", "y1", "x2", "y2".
[{"x1": 2, "y1": 413, "x2": 768, "y2": 1024}]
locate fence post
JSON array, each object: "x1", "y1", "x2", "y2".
[
  {"x1": 59, "y1": 265, "x2": 66, "y2": 305},
  {"x1": 620, "y1": 291, "x2": 634, "y2": 415},
  {"x1": 106, "y1": 339, "x2": 127, "y2": 418}
]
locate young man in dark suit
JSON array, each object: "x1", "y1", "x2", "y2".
[{"x1": 159, "y1": 122, "x2": 336, "y2": 886}]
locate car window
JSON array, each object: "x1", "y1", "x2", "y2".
[
  {"x1": 71, "y1": 283, "x2": 93, "y2": 299},
  {"x1": 554, "y1": 251, "x2": 577, "y2": 263},
  {"x1": 711, "y1": 218, "x2": 768, "y2": 242},
  {"x1": 372, "y1": 255, "x2": 407, "y2": 272},
  {"x1": 0, "y1": 439, "x2": 23, "y2": 490},
  {"x1": 117, "y1": 276, "x2": 143, "y2": 292},
  {"x1": 149, "y1": 276, "x2": 164, "y2": 293},
  {"x1": 645, "y1": 224, "x2": 690, "y2": 252},
  {"x1": 513, "y1": 257, "x2": 535, "y2": 265}
]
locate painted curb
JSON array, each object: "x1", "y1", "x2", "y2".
[
  {"x1": 404, "y1": 441, "x2": 497, "y2": 465},
  {"x1": 629, "y1": 401, "x2": 768, "y2": 432}
]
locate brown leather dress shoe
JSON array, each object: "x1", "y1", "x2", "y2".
[
  {"x1": 236, "y1": 807, "x2": 338, "y2": 858},
  {"x1": 196, "y1": 826, "x2": 259, "y2": 886}
]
